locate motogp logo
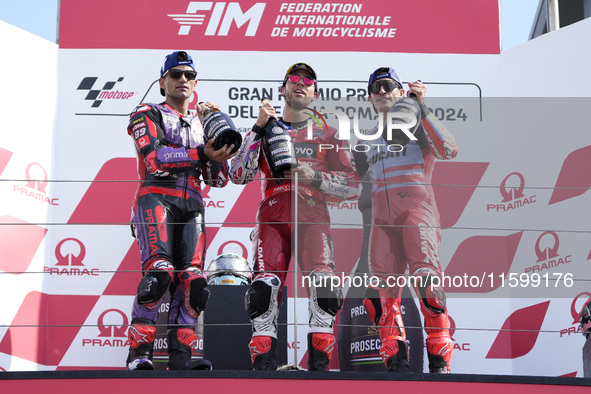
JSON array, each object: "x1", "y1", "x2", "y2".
[{"x1": 77, "y1": 76, "x2": 135, "y2": 108}]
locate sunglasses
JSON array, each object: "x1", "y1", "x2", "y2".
[
  {"x1": 369, "y1": 79, "x2": 401, "y2": 94},
  {"x1": 288, "y1": 74, "x2": 315, "y2": 86},
  {"x1": 166, "y1": 69, "x2": 198, "y2": 80}
]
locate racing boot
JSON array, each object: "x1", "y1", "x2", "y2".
[
  {"x1": 426, "y1": 331, "x2": 453, "y2": 373},
  {"x1": 168, "y1": 327, "x2": 212, "y2": 370},
  {"x1": 307, "y1": 332, "x2": 335, "y2": 371},
  {"x1": 363, "y1": 294, "x2": 409, "y2": 372},
  {"x1": 418, "y1": 292, "x2": 453, "y2": 374},
  {"x1": 126, "y1": 319, "x2": 157, "y2": 370},
  {"x1": 249, "y1": 335, "x2": 278, "y2": 371},
  {"x1": 381, "y1": 337, "x2": 410, "y2": 372}
]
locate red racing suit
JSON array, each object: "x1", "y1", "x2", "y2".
[
  {"x1": 230, "y1": 119, "x2": 360, "y2": 300},
  {"x1": 353, "y1": 106, "x2": 458, "y2": 293},
  {"x1": 353, "y1": 101, "x2": 458, "y2": 372}
]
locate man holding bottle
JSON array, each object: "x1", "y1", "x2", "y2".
[
  {"x1": 125, "y1": 50, "x2": 236, "y2": 370},
  {"x1": 230, "y1": 63, "x2": 360, "y2": 371},
  {"x1": 353, "y1": 67, "x2": 458, "y2": 373}
]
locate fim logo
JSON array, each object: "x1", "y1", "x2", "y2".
[
  {"x1": 44, "y1": 238, "x2": 99, "y2": 276},
  {"x1": 83, "y1": 309, "x2": 130, "y2": 347},
  {"x1": 168, "y1": 2, "x2": 265, "y2": 36},
  {"x1": 77, "y1": 77, "x2": 135, "y2": 108}
]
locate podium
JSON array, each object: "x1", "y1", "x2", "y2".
[{"x1": 154, "y1": 285, "x2": 288, "y2": 370}]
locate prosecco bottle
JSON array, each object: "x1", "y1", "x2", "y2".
[
  {"x1": 200, "y1": 103, "x2": 242, "y2": 154},
  {"x1": 261, "y1": 99, "x2": 297, "y2": 179}
]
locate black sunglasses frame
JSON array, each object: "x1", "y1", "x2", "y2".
[
  {"x1": 165, "y1": 69, "x2": 198, "y2": 80},
  {"x1": 369, "y1": 79, "x2": 402, "y2": 94}
]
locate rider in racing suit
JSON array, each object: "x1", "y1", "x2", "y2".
[
  {"x1": 353, "y1": 67, "x2": 458, "y2": 373},
  {"x1": 126, "y1": 51, "x2": 235, "y2": 370},
  {"x1": 230, "y1": 63, "x2": 360, "y2": 371}
]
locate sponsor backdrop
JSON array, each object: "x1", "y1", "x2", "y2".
[{"x1": 1, "y1": 0, "x2": 590, "y2": 377}]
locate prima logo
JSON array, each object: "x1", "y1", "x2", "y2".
[
  {"x1": 168, "y1": 2, "x2": 265, "y2": 36},
  {"x1": 77, "y1": 77, "x2": 135, "y2": 108},
  {"x1": 12, "y1": 162, "x2": 59, "y2": 205},
  {"x1": 525, "y1": 231, "x2": 572, "y2": 274},
  {"x1": 486, "y1": 172, "x2": 536, "y2": 212},
  {"x1": 44, "y1": 238, "x2": 99, "y2": 276}
]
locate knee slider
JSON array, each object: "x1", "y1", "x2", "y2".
[
  {"x1": 137, "y1": 261, "x2": 173, "y2": 306},
  {"x1": 179, "y1": 268, "x2": 210, "y2": 315},
  {"x1": 245, "y1": 274, "x2": 281, "y2": 319},
  {"x1": 309, "y1": 271, "x2": 343, "y2": 316},
  {"x1": 414, "y1": 269, "x2": 446, "y2": 314}
]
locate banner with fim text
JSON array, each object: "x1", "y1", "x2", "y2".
[{"x1": 58, "y1": 0, "x2": 500, "y2": 53}]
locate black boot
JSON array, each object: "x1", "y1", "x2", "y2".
[
  {"x1": 384, "y1": 340, "x2": 410, "y2": 373},
  {"x1": 168, "y1": 327, "x2": 212, "y2": 370},
  {"x1": 307, "y1": 333, "x2": 335, "y2": 372},
  {"x1": 427, "y1": 353, "x2": 450, "y2": 374},
  {"x1": 250, "y1": 336, "x2": 278, "y2": 371},
  {"x1": 126, "y1": 319, "x2": 156, "y2": 370}
]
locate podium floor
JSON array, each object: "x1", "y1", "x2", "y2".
[{"x1": 1, "y1": 370, "x2": 590, "y2": 393}]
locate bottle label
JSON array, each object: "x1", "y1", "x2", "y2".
[{"x1": 271, "y1": 126, "x2": 284, "y2": 135}]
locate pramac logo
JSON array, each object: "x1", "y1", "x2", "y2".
[
  {"x1": 559, "y1": 292, "x2": 591, "y2": 337},
  {"x1": 217, "y1": 240, "x2": 248, "y2": 260},
  {"x1": 98, "y1": 309, "x2": 128, "y2": 337},
  {"x1": 525, "y1": 231, "x2": 572, "y2": 274},
  {"x1": 448, "y1": 315, "x2": 470, "y2": 351},
  {"x1": 200, "y1": 184, "x2": 226, "y2": 208},
  {"x1": 43, "y1": 238, "x2": 99, "y2": 276},
  {"x1": 12, "y1": 162, "x2": 59, "y2": 206},
  {"x1": 486, "y1": 172, "x2": 536, "y2": 212},
  {"x1": 500, "y1": 172, "x2": 526, "y2": 202},
  {"x1": 535, "y1": 231, "x2": 560, "y2": 262},
  {"x1": 55, "y1": 238, "x2": 86, "y2": 266},
  {"x1": 83, "y1": 309, "x2": 130, "y2": 347}
]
